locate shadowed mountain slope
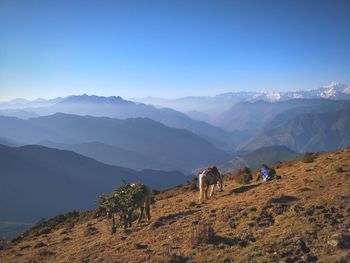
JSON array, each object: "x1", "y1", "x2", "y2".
[
  {"x1": 38, "y1": 141, "x2": 166, "y2": 171},
  {"x1": 219, "y1": 146, "x2": 298, "y2": 173},
  {"x1": 242, "y1": 146, "x2": 299, "y2": 170},
  {"x1": 216, "y1": 99, "x2": 350, "y2": 133},
  {"x1": 238, "y1": 109, "x2": 350, "y2": 152},
  {"x1": 0, "y1": 144, "x2": 188, "y2": 223}
]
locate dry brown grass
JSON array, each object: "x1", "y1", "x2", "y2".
[{"x1": 1, "y1": 148, "x2": 350, "y2": 262}]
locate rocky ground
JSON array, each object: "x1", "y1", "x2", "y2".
[{"x1": 1, "y1": 148, "x2": 350, "y2": 263}]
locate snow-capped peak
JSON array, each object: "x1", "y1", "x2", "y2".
[
  {"x1": 320, "y1": 81, "x2": 348, "y2": 98},
  {"x1": 264, "y1": 91, "x2": 281, "y2": 101},
  {"x1": 323, "y1": 81, "x2": 347, "y2": 90},
  {"x1": 343, "y1": 86, "x2": 350, "y2": 94}
]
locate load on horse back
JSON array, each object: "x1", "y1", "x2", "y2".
[{"x1": 198, "y1": 165, "x2": 223, "y2": 202}]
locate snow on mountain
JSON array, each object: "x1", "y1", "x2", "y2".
[
  {"x1": 1, "y1": 82, "x2": 349, "y2": 115},
  {"x1": 318, "y1": 82, "x2": 348, "y2": 98},
  {"x1": 344, "y1": 86, "x2": 350, "y2": 94}
]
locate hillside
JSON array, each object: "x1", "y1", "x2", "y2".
[
  {"x1": 2, "y1": 148, "x2": 349, "y2": 262},
  {"x1": 219, "y1": 146, "x2": 299, "y2": 173},
  {"x1": 242, "y1": 146, "x2": 299, "y2": 171},
  {"x1": 216, "y1": 99, "x2": 350, "y2": 133},
  {"x1": 238, "y1": 109, "x2": 350, "y2": 152},
  {"x1": 0, "y1": 144, "x2": 187, "y2": 224}
]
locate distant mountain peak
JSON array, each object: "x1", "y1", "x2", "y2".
[
  {"x1": 60, "y1": 94, "x2": 134, "y2": 105},
  {"x1": 319, "y1": 82, "x2": 349, "y2": 98},
  {"x1": 323, "y1": 81, "x2": 347, "y2": 89}
]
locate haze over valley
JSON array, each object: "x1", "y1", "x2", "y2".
[{"x1": 1, "y1": 1, "x2": 350, "y2": 261}]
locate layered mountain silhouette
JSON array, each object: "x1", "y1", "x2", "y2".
[
  {"x1": 216, "y1": 99, "x2": 350, "y2": 133},
  {"x1": 9, "y1": 94, "x2": 237, "y2": 150},
  {"x1": 238, "y1": 109, "x2": 350, "y2": 152},
  {"x1": 0, "y1": 109, "x2": 39, "y2": 119},
  {"x1": 133, "y1": 82, "x2": 350, "y2": 115},
  {"x1": 0, "y1": 144, "x2": 188, "y2": 223},
  {"x1": 0, "y1": 113, "x2": 230, "y2": 172},
  {"x1": 39, "y1": 141, "x2": 166, "y2": 171}
]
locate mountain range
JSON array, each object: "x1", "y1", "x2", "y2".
[
  {"x1": 132, "y1": 82, "x2": 350, "y2": 117},
  {"x1": 238, "y1": 109, "x2": 350, "y2": 152},
  {"x1": 0, "y1": 94, "x2": 239, "y2": 150},
  {"x1": 216, "y1": 98, "x2": 350, "y2": 133},
  {"x1": 1, "y1": 84, "x2": 350, "y2": 242},
  {"x1": 0, "y1": 113, "x2": 230, "y2": 172},
  {"x1": 0, "y1": 144, "x2": 188, "y2": 223}
]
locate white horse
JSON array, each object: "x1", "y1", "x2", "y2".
[{"x1": 198, "y1": 166, "x2": 223, "y2": 202}]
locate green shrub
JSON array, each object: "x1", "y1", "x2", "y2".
[{"x1": 96, "y1": 183, "x2": 147, "y2": 231}]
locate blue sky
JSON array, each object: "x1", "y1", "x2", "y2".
[{"x1": 0, "y1": 0, "x2": 349, "y2": 100}]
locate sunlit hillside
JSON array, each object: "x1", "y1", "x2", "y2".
[{"x1": 1, "y1": 148, "x2": 349, "y2": 262}]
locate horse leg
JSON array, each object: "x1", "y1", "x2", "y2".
[
  {"x1": 199, "y1": 186, "x2": 204, "y2": 202},
  {"x1": 128, "y1": 211, "x2": 132, "y2": 228},
  {"x1": 209, "y1": 184, "x2": 215, "y2": 198},
  {"x1": 145, "y1": 204, "x2": 151, "y2": 222},
  {"x1": 111, "y1": 214, "x2": 116, "y2": 234},
  {"x1": 199, "y1": 175, "x2": 204, "y2": 202},
  {"x1": 205, "y1": 186, "x2": 209, "y2": 200},
  {"x1": 138, "y1": 206, "x2": 144, "y2": 224},
  {"x1": 122, "y1": 213, "x2": 128, "y2": 229}
]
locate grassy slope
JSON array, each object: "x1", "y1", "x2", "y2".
[{"x1": 1, "y1": 149, "x2": 350, "y2": 263}]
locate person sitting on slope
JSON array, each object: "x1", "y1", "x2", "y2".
[
  {"x1": 261, "y1": 164, "x2": 270, "y2": 182},
  {"x1": 256, "y1": 164, "x2": 276, "y2": 182}
]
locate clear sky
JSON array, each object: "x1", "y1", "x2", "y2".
[{"x1": 0, "y1": 0, "x2": 349, "y2": 100}]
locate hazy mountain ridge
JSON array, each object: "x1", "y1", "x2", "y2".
[
  {"x1": 216, "y1": 98, "x2": 350, "y2": 133},
  {"x1": 0, "y1": 144, "x2": 188, "y2": 223},
  {"x1": 0, "y1": 109, "x2": 39, "y2": 120},
  {"x1": 0, "y1": 113, "x2": 230, "y2": 172},
  {"x1": 0, "y1": 97, "x2": 64, "y2": 110},
  {"x1": 39, "y1": 140, "x2": 166, "y2": 171},
  {"x1": 132, "y1": 82, "x2": 350, "y2": 115},
  {"x1": 238, "y1": 109, "x2": 350, "y2": 152},
  {"x1": 0, "y1": 95, "x2": 237, "y2": 150}
]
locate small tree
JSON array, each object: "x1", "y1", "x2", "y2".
[{"x1": 96, "y1": 183, "x2": 146, "y2": 233}]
